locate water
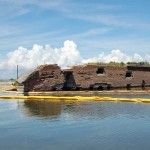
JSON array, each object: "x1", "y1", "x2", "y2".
[{"x1": 0, "y1": 98, "x2": 150, "y2": 150}]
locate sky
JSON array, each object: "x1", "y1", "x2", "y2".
[{"x1": 0, "y1": 0, "x2": 150, "y2": 79}]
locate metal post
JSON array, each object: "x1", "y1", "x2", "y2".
[{"x1": 17, "y1": 65, "x2": 19, "y2": 79}]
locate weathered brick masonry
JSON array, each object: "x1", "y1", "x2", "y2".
[{"x1": 18, "y1": 64, "x2": 150, "y2": 92}]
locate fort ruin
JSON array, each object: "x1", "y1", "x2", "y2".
[{"x1": 17, "y1": 64, "x2": 150, "y2": 92}]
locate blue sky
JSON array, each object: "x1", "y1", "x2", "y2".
[{"x1": 0, "y1": 0, "x2": 150, "y2": 78}]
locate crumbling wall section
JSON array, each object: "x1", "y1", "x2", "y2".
[
  {"x1": 20, "y1": 64, "x2": 150, "y2": 92},
  {"x1": 72, "y1": 65, "x2": 128, "y2": 89},
  {"x1": 23, "y1": 64, "x2": 64, "y2": 92}
]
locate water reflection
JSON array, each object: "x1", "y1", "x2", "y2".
[
  {"x1": 23, "y1": 100, "x2": 62, "y2": 118},
  {"x1": 22, "y1": 100, "x2": 150, "y2": 119},
  {"x1": 1, "y1": 100, "x2": 150, "y2": 150}
]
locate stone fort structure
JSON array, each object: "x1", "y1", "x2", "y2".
[{"x1": 17, "y1": 64, "x2": 150, "y2": 92}]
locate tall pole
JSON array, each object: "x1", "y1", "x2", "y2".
[{"x1": 17, "y1": 65, "x2": 19, "y2": 79}]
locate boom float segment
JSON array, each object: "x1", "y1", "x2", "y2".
[{"x1": 0, "y1": 96, "x2": 150, "y2": 103}]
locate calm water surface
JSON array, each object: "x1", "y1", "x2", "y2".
[{"x1": 0, "y1": 97, "x2": 150, "y2": 150}]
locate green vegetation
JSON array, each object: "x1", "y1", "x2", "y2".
[
  {"x1": 86, "y1": 61, "x2": 150, "y2": 67},
  {"x1": 12, "y1": 80, "x2": 20, "y2": 86},
  {"x1": 127, "y1": 61, "x2": 150, "y2": 66},
  {"x1": 86, "y1": 61, "x2": 126, "y2": 67},
  {"x1": 0, "y1": 78, "x2": 15, "y2": 82},
  {"x1": 0, "y1": 78, "x2": 20, "y2": 87}
]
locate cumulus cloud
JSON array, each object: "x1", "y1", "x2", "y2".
[
  {"x1": 0, "y1": 40, "x2": 150, "y2": 74},
  {"x1": 82, "y1": 49, "x2": 149, "y2": 64},
  {"x1": 0, "y1": 40, "x2": 81, "y2": 70}
]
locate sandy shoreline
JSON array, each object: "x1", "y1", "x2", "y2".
[
  {"x1": 0, "y1": 82, "x2": 16, "y2": 91},
  {"x1": 0, "y1": 82, "x2": 150, "y2": 96},
  {"x1": 24, "y1": 90, "x2": 150, "y2": 96}
]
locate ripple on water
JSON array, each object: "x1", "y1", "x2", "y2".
[{"x1": 0, "y1": 99, "x2": 150, "y2": 150}]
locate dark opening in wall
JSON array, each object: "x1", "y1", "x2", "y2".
[
  {"x1": 63, "y1": 71, "x2": 76, "y2": 90},
  {"x1": 107, "y1": 84, "x2": 112, "y2": 90},
  {"x1": 142, "y1": 80, "x2": 145, "y2": 90},
  {"x1": 126, "y1": 84, "x2": 131, "y2": 90},
  {"x1": 96, "y1": 67, "x2": 105, "y2": 74},
  {"x1": 125, "y1": 71, "x2": 133, "y2": 78},
  {"x1": 97, "y1": 86, "x2": 104, "y2": 91}
]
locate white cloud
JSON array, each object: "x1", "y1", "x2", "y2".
[
  {"x1": 0, "y1": 40, "x2": 81, "y2": 70},
  {"x1": 0, "y1": 40, "x2": 150, "y2": 76},
  {"x1": 82, "y1": 49, "x2": 149, "y2": 64}
]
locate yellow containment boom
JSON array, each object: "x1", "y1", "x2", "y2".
[{"x1": 0, "y1": 95, "x2": 150, "y2": 103}]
